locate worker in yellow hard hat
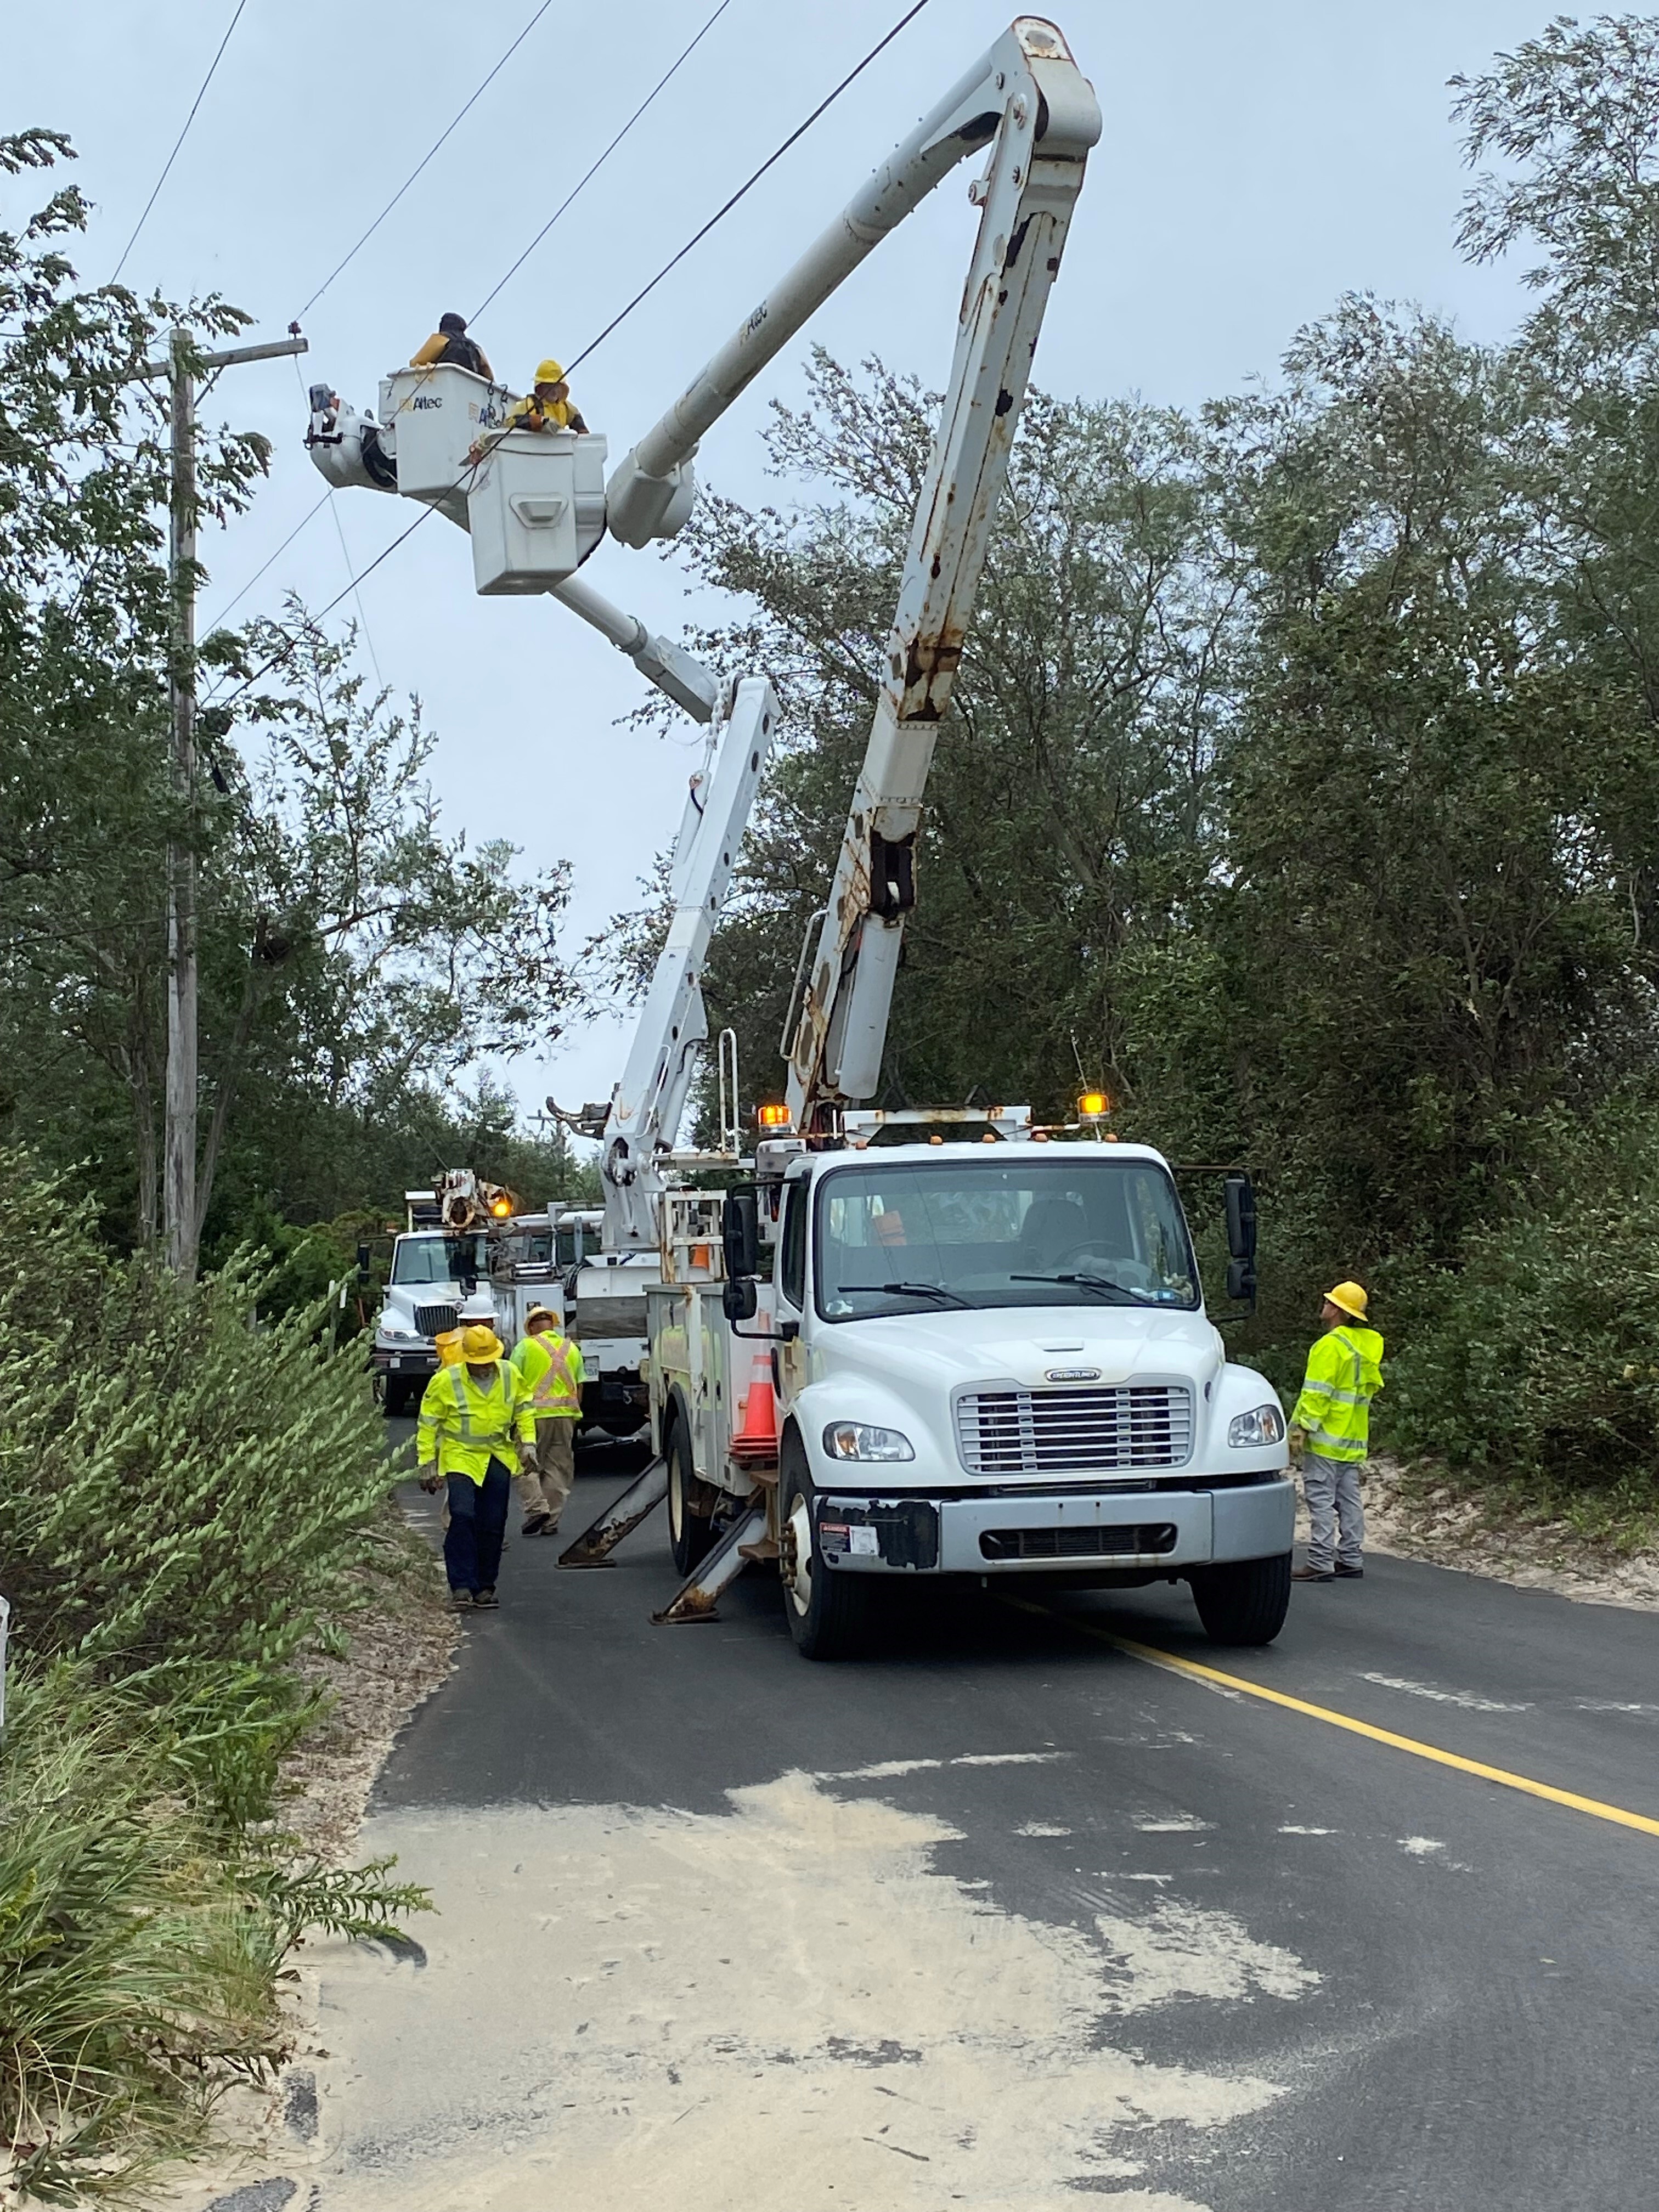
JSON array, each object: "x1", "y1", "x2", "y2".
[
  {"x1": 416, "y1": 1322, "x2": 535, "y2": 1610},
  {"x1": 509, "y1": 1303, "x2": 586, "y2": 1537},
  {"x1": 504, "y1": 358, "x2": 589, "y2": 435},
  {"x1": 1288, "y1": 1280, "x2": 1384, "y2": 1583}
]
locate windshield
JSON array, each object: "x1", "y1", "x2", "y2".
[
  {"x1": 391, "y1": 1234, "x2": 487, "y2": 1286},
  {"x1": 812, "y1": 1156, "x2": 1198, "y2": 1321}
]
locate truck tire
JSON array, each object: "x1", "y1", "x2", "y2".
[
  {"x1": 779, "y1": 1442, "x2": 871, "y2": 1661},
  {"x1": 1188, "y1": 1551, "x2": 1293, "y2": 1645},
  {"x1": 383, "y1": 1376, "x2": 414, "y2": 1418},
  {"x1": 666, "y1": 1423, "x2": 716, "y2": 1579}
]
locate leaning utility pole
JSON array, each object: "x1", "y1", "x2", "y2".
[{"x1": 145, "y1": 326, "x2": 308, "y2": 1279}]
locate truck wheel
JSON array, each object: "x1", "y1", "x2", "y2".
[
  {"x1": 779, "y1": 1446, "x2": 870, "y2": 1661},
  {"x1": 1189, "y1": 1552, "x2": 1293, "y2": 1645},
  {"x1": 666, "y1": 1424, "x2": 716, "y2": 1578}
]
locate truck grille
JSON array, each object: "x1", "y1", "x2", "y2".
[
  {"x1": 980, "y1": 1522, "x2": 1177, "y2": 1560},
  {"x1": 414, "y1": 1302, "x2": 458, "y2": 1338},
  {"x1": 955, "y1": 1385, "x2": 1194, "y2": 1476}
]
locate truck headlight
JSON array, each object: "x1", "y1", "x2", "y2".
[
  {"x1": 378, "y1": 1325, "x2": 418, "y2": 1343},
  {"x1": 1228, "y1": 1403, "x2": 1285, "y2": 1447},
  {"x1": 823, "y1": 1421, "x2": 915, "y2": 1462}
]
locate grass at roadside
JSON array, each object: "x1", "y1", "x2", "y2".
[{"x1": 0, "y1": 1156, "x2": 432, "y2": 2203}]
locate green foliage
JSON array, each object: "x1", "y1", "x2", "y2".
[
  {"x1": 0, "y1": 1154, "x2": 427, "y2": 2199},
  {"x1": 1384, "y1": 1099, "x2": 1659, "y2": 1497}
]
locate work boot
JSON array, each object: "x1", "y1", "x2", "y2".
[
  {"x1": 473, "y1": 1586, "x2": 500, "y2": 1609},
  {"x1": 1292, "y1": 1565, "x2": 1334, "y2": 1582},
  {"x1": 1334, "y1": 1561, "x2": 1364, "y2": 1578},
  {"x1": 449, "y1": 1587, "x2": 473, "y2": 1609},
  {"x1": 521, "y1": 1511, "x2": 554, "y2": 1538}
]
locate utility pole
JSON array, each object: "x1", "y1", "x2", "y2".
[
  {"x1": 138, "y1": 328, "x2": 308, "y2": 1279},
  {"x1": 164, "y1": 328, "x2": 198, "y2": 1280}
]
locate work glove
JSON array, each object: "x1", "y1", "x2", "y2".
[
  {"x1": 1288, "y1": 1427, "x2": 1307, "y2": 1462},
  {"x1": 419, "y1": 1472, "x2": 442, "y2": 1494}
]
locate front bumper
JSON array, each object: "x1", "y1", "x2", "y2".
[
  {"x1": 815, "y1": 1478, "x2": 1295, "y2": 1575},
  {"x1": 370, "y1": 1344, "x2": 438, "y2": 1380}
]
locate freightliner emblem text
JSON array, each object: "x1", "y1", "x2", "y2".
[{"x1": 1045, "y1": 1366, "x2": 1102, "y2": 1383}]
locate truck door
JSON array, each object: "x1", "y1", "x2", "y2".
[{"x1": 775, "y1": 1175, "x2": 809, "y2": 1408}]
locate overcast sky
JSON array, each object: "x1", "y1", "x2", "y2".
[{"x1": 10, "y1": 1, "x2": 1547, "y2": 1131}]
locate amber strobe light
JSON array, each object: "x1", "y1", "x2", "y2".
[
  {"x1": 1078, "y1": 1091, "x2": 1109, "y2": 1120},
  {"x1": 490, "y1": 1195, "x2": 512, "y2": 1217},
  {"x1": 757, "y1": 1102, "x2": 792, "y2": 1130}
]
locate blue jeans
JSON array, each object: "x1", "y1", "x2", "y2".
[{"x1": 444, "y1": 1460, "x2": 511, "y2": 1593}]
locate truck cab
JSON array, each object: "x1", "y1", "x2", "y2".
[
  {"x1": 371, "y1": 1228, "x2": 493, "y2": 1415},
  {"x1": 650, "y1": 1137, "x2": 1294, "y2": 1656}
]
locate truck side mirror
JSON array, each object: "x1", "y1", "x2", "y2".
[
  {"x1": 1225, "y1": 1257, "x2": 1258, "y2": 1306},
  {"x1": 723, "y1": 1276, "x2": 759, "y2": 1323},
  {"x1": 356, "y1": 1241, "x2": 371, "y2": 1279},
  {"x1": 722, "y1": 1187, "x2": 759, "y2": 1281},
  {"x1": 1223, "y1": 1173, "x2": 1257, "y2": 1263}
]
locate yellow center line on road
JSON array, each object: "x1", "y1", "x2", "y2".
[{"x1": 1001, "y1": 1599, "x2": 1659, "y2": 1842}]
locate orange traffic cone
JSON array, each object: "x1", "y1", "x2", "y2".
[{"x1": 730, "y1": 1344, "x2": 778, "y2": 1465}]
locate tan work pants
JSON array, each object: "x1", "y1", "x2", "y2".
[{"x1": 515, "y1": 1415, "x2": 577, "y2": 1527}]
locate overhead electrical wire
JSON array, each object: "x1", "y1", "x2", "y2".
[
  {"x1": 199, "y1": 491, "x2": 331, "y2": 634},
  {"x1": 111, "y1": 0, "x2": 251, "y2": 283},
  {"x1": 206, "y1": 0, "x2": 736, "y2": 674},
  {"x1": 297, "y1": 0, "x2": 561, "y2": 319},
  {"x1": 564, "y1": 0, "x2": 933, "y2": 373},
  {"x1": 211, "y1": 0, "x2": 934, "y2": 707},
  {"x1": 469, "y1": 0, "x2": 737, "y2": 323}
]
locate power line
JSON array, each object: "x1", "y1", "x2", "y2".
[
  {"x1": 297, "y1": 0, "x2": 560, "y2": 319},
  {"x1": 111, "y1": 0, "x2": 251, "y2": 283},
  {"x1": 470, "y1": 0, "x2": 736, "y2": 324},
  {"x1": 210, "y1": 0, "x2": 932, "y2": 701},
  {"x1": 565, "y1": 0, "x2": 933, "y2": 375},
  {"x1": 205, "y1": 500, "x2": 439, "y2": 710},
  {"x1": 199, "y1": 490, "x2": 331, "y2": 633},
  {"x1": 328, "y1": 493, "x2": 385, "y2": 687}
]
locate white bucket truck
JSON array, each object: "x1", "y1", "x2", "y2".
[{"x1": 672, "y1": 1129, "x2": 1293, "y2": 1657}]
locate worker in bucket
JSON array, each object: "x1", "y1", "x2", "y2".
[
  {"x1": 410, "y1": 311, "x2": 494, "y2": 380},
  {"x1": 509, "y1": 1303, "x2": 585, "y2": 1538},
  {"x1": 417, "y1": 1322, "x2": 535, "y2": 1611},
  {"x1": 1289, "y1": 1280, "x2": 1384, "y2": 1583},
  {"x1": 505, "y1": 358, "x2": 589, "y2": 435}
]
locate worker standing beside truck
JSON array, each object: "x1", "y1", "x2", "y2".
[
  {"x1": 417, "y1": 1323, "x2": 535, "y2": 1610},
  {"x1": 510, "y1": 1304, "x2": 585, "y2": 1537},
  {"x1": 1289, "y1": 1282, "x2": 1384, "y2": 1582}
]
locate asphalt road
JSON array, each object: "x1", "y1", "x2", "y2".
[{"x1": 209, "y1": 1438, "x2": 1659, "y2": 2211}]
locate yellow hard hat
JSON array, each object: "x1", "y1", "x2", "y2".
[
  {"x1": 524, "y1": 1304, "x2": 558, "y2": 1328},
  {"x1": 1324, "y1": 1280, "x2": 1368, "y2": 1322},
  {"x1": 534, "y1": 358, "x2": 565, "y2": 386},
  {"x1": 460, "y1": 1323, "x2": 505, "y2": 1362}
]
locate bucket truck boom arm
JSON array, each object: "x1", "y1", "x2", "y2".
[
  {"x1": 558, "y1": 676, "x2": 781, "y2": 1250},
  {"x1": 768, "y1": 20, "x2": 1099, "y2": 1129}
]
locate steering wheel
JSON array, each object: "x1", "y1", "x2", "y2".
[{"x1": 1038, "y1": 1242, "x2": 1111, "y2": 1273}]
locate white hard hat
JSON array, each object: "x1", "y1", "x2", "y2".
[{"x1": 459, "y1": 1289, "x2": 496, "y2": 1321}]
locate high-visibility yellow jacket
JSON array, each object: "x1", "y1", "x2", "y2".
[
  {"x1": 510, "y1": 1328, "x2": 585, "y2": 1419},
  {"x1": 417, "y1": 1361, "x2": 534, "y2": 1484},
  {"x1": 504, "y1": 390, "x2": 586, "y2": 433},
  {"x1": 410, "y1": 329, "x2": 494, "y2": 379},
  {"x1": 1291, "y1": 1325, "x2": 1385, "y2": 1463}
]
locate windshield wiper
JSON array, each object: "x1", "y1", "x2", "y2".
[
  {"x1": 1009, "y1": 1271, "x2": 1152, "y2": 1304},
  {"x1": 838, "y1": 1280, "x2": 974, "y2": 1309}
]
